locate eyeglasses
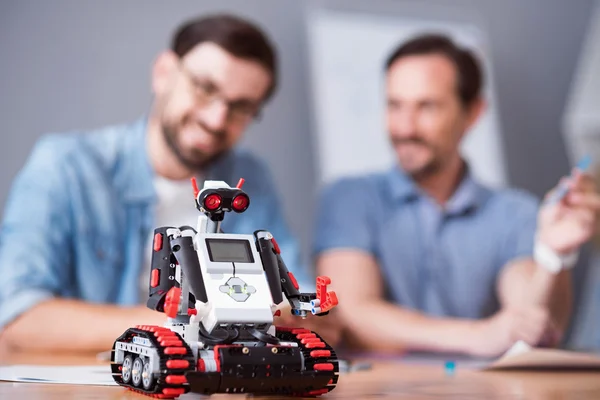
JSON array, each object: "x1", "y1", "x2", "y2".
[{"x1": 179, "y1": 65, "x2": 261, "y2": 124}]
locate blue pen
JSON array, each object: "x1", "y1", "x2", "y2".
[{"x1": 545, "y1": 155, "x2": 592, "y2": 204}]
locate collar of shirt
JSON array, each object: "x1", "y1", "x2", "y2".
[{"x1": 385, "y1": 164, "x2": 492, "y2": 216}]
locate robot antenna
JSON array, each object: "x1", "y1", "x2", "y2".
[
  {"x1": 191, "y1": 177, "x2": 200, "y2": 198},
  {"x1": 236, "y1": 178, "x2": 245, "y2": 189}
]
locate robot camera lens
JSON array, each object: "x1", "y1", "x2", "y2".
[
  {"x1": 204, "y1": 193, "x2": 222, "y2": 211},
  {"x1": 232, "y1": 194, "x2": 250, "y2": 213}
]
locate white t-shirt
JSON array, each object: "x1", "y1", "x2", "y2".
[{"x1": 139, "y1": 175, "x2": 202, "y2": 302}]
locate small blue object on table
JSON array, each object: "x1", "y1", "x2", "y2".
[{"x1": 444, "y1": 360, "x2": 456, "y2": 376}]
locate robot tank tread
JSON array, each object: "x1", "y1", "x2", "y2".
[{"x1": 110, "y1": 325, "x2": 339, "y2": 398}]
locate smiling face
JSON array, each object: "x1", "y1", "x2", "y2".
[
  {"x1": 386, "y1": 53, "x2": 479, "y2": 180},
  {"x1": 151, "y1": 42, "x2": 272, "y2": 170}
]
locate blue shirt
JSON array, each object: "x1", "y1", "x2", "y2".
[
  {"x1": 0, "y1": 117, "x2": 309, "y2": 330},
  {"x1": 313, "y1": 166, "x2": 540, "y2": 319}
]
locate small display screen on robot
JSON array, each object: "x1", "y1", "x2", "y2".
[{"x1": 205, "y1": 238, "x2": 254, "y2": 263}]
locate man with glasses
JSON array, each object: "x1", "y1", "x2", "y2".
[{"x1": 0, "y1": 14, "x2": 311, "y2": 352}]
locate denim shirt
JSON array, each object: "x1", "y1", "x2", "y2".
[
  {"x1": 313, "y1": 166, "x2": 540, "y2": 319},
  {"x1": 0, "y1": 117, "x2": 309, "y2": 329}
]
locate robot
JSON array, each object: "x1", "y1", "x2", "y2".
[{"x1": 110, "y1": 177, "x2": 339, "y2": 398}]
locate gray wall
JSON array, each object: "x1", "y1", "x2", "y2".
[{"x1": 0, "y1": 0, "x2": 596, "y2": 269}]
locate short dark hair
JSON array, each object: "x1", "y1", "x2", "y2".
[
  {"x1": 171, "y1": 14, "x2": 278, "y2": 101},
  {"x1": 385, "y1": 33, "x2": 483, "y2": 107}
]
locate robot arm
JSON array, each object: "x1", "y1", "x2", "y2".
[
  {"x1": 146, "y1": 227, "x2": 179, "y2": 312},
  {"x1": 254, "y1": 230, "x2": 338, "y2": 318},
  {"x1": 147, "y1": 227, "x2": 208, "y2": 318},
  {"x1": 254, "y1": 230, "x2": 294, "y2": 305}
]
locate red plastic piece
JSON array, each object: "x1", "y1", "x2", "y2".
[
  {"x1": 164, "y1": 347, "x2": 187, "y2": 355},
  {"x1": 288, "y1": 272, "x2": 299, "y2": 290},
  {"x1": 301, "y1": 337, "x2": 322, "y2": 345},
  {"x1": 153, "y1": 233, "x2": 163, "y2": 251},
  {"x1": 291, "y1": 328, "x2": 310, "y2": 334},
  {"x1": 165, "y1": 375, "x2": 188, "y2": 384},
  {"x1": 316, "y1": 277, "x2": 329, "y2": 303},
  {"x1": 155, "y1": 334, "x2": 176, "y2": 340},
  {"x1": 213, "y1": 345, "x2": 223, "y2": 372},
  {"x1": 213, "y1": 348, "x2": 223, "y2": 372},
  {"x1": 296, "y1": 333, "x2": 316, "y2": 339},
  {"x1": 324, "y1": 292, "x2": 339, "y2": 311},
  {"x1": 191, "y1": 177, "x2": 200, "y2": 198},
  {"x1": 305, "y1": 342, "x2": 326, "y2": 349},
  {"x1": 148, "y1": 326, "x2": 169, "y2": 333},
  {"x1": 236, "y1": 177, "x2": 245, "y2": 189},
  {"x1": 152, "y1": 326, "x2": 168, "y2": 332},
  {"x1": 271, "y1": 237, "x2": 281, "y2": 254},
  {"x1": 164, "y1": 287, "x2": 181, "y2": 318},
  {"x1": 187, "y1": 308, "x2": 197, "y2": 316},
  {"x1": 150, "y1": 269, "x2": 160, "y2": 288},
  {"x1": 166, "y1": 359, "x2": 189, "y2": 369},
  {"x1": 156, "y1": 333, "x2": 177, "y2": 340},
  {"x1": 127, "y1": 386, "x2": 179, "y2": 399},
  {"x1": 163, "y1": 388, "x2": 185, "y2": 396},
  {"x1": 310, "y1": 350, "x2": 331, "y2": 358},
  {"x1": 313, "y1": 363, "x2": 334, "y2": 371},
  {"x1": 161, "y1": 340, "x2": 183, "y2": 347},
  {"x1": 204, "y1": 193, "x2": 222, "y2": 211},
  {"x1": 197, "y1": 358, "x2": 206, "y2": 372},
  {"x1": 273, "y1": 309, "x2": 281, "y2": 317},
  {"x1": 316, "y1": 276, "x2": 339, "y2": 313}
]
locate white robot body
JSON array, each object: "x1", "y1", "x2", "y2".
[{"x1": 193, "y1": 231, "x2": 274, "y2": 333}]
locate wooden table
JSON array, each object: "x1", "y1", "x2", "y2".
[{"x1": 2, "y1": 348, "x2": 599, "y2": 399}]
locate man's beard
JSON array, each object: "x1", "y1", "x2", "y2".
[
  {"x1": 391, "y1": 136, "x2": 442, "y2": 181},
  {"x1": 161, "y1": 121, "x2": 228, "y2": 171}
]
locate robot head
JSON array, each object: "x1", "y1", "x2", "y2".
[{"x1": 191, "y1": 177, "x2": 250, "y2": 221}]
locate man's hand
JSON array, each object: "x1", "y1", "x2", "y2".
[
  {"x1": 0, "y1": 300, "x2": 169, "y2": 353},
  {"x1": 469, "y1": 306, "x2": 560, "y2": 358},
  {"x1": 273, "y1": 303, "x2": 342, "y2": 347},
  {"x1": 538, "y1": 170, "x2": 600, "y2": 254}
]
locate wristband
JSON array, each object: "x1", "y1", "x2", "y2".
[{"x1": 533, "y1": 238, "x2": 579, "y2": 273}]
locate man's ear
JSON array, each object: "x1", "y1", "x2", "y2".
[
  {"x1": 464, "y1": 97, "x2": 487, "y2": 132},
  {"x1": 151, "y1": 50, "x2": 179, "y2": 96}
]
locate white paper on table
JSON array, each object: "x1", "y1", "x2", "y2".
[
  {"x1": 482, "y1": 340, "x2": 600, "y2": 370},
  {"x1": 0, "y1": 365, "x2": 118, "y2": 385}
]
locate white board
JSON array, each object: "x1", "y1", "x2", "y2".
[
  {"x1": 306, "y1": 8, "x2": 507, "y2": 188},
  {"x1": 561, "y1": 0, "x2": 600, "y2": 351},
  {"x1": 563, "y1": 0, "x2": 600, "y2": 164}
]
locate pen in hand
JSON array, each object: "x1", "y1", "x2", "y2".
[{"x1": 544, "y1": 155, "x2": 592, "y2": 205}]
